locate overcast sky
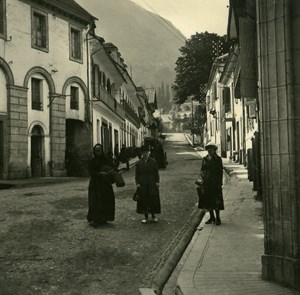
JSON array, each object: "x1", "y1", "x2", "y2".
[{"x1": 130, "y1": 0, "x2": 229, "y2": 38}]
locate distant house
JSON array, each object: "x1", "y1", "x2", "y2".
[
  {"x1": 223, "y1": 0, "x2": 259, "y2": 188},
  {"x1": 90, "y1": 39, "x2": 126, "y2": 155},
  {"x1": 205, "y1": 0, "x2": 260, "y2": 189},
  {"x1": 145, "y1": 88, "x2": 159, "y2": 137},
  {"x1": 205, "y1": 54, "x2": 227, "y2": 153},
  {"x1": 0, "y1": 0, "x2": 96, "y2": 179},
  {"x1": 137, "y1": 87, "x2": 158, "y2": 139}
]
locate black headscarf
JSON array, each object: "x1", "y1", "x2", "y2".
[
  {"x1": 93, "y1": 143, "x2": 104, "y2": 157},
  {"x1": 92, "y1": 144, "x2": 113, "y2": 168}
]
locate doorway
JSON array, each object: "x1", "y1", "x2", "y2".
[
  {"x1": 65, "y1": 119, "x2": 91, "y2": 176},
  {"x1": 31, "y1": 125, "x2": 44, "y2": 178}
]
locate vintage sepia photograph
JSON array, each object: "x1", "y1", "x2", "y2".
[{"x1": 0, "y1": 0, "x2": 299, "y2": 294}]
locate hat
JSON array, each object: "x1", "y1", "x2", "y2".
[{"x1": 205, "y1": 142, "x2": 218, "y2": 150}]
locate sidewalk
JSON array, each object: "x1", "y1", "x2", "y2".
[
  {"x1": 0, "y1": 157, "x2": 138, "y2": 189},
  {"x1": 175, "y1": 159, "x2": 299, "y2": 295}
]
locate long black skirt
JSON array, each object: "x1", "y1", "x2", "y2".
[
  {"x1": 136, "y1": 192, "x2": 161, "y2": 214},
  {"x1": 197, "y1": 186, "x2": 224, "y2": 210},
  {"x1": 87, "y1": 183, "x2": 115, "y2": 223}
]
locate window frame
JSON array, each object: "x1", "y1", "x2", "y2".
[
  {"x1": 69, "y1": 25, "x2": 83, "y2": 63},
  {"x1": 31, "y1": 8, "x2": 49, "y2": 53},
  {"x1": 0, "y1": 0, "x2": 7, "y2": 40},
  {"x1": 31, "y1": 77, "x2": 43, "y2": 111}
]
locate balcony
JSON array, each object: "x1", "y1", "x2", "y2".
[
  {"x1": 94, "y1": 86, "x2": 125, "y2": 119},
  {"x1": 123, "y1": 100, "x2": 140, "y2": 128}
]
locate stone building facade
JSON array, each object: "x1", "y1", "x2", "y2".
[
  {"x1": 205, "y1": 54, "x2": 227, "y2": 153},
  {"x1": 227, "y1": 0, "x2": 300, "y2": 289},
  {"x1": 0, "y1": 0, "x2": 96, "y2": 179},
  {"x1": 87, "y1": 36, "x2": 155, "y2": 169},
  {"x1": 256, "y1": 0, "x2": 300, "y2": 289}
]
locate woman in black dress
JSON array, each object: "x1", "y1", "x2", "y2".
[
  {"x1": 199, "y1": 142, "x2": 224, "y2": 225},
  {"x1": 87, "y1": 144, "x2": 115, "y2": 226},
  {"x1": 135, "y1": 145, "x2": 161, "y2": 223}
]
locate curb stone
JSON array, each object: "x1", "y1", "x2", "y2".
[{"x1": 139, "y1": 209, "x2": 206, "y2": 295}]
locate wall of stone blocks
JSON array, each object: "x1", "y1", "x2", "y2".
[
  {"x1": 50, "y1": 95, "x2": 66, "y2": 177},
  {"x1": 257, "y1": 0, "x2": 300, "y2": 289},
  {"x1": 0, "y1": 114, "x2": 8, "y2": 179},
  {"x1": 7, "y1": 85, "x2": 28, "y2": 179}
]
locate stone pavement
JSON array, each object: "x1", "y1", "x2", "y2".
[{"x1": 175, "y1": 157, "x2": 299, "y2": 295}]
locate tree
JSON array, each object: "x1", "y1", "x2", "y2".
[
  {"x1": 172, "y1": 31, "x2": 231, "y2": 141},
  {"x1": 173, "y1": 32, "x2": 230, "y2": 104},
  {"x1": 161, "y1": 81, "x2": 165, "y2": 101},
  {"x1": 192, "y1": 105, "x2": 207, "y2": 136},
  {"x1": 155, "y1": 117, "x2": 164, "y2": 134},
  {"x1": 165, "y1": 83, "x2": 171, "y2": 102}
]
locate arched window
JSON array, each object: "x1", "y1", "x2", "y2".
[{"x1": 31, "y1": 77, "x2": 43, "y2": 111}]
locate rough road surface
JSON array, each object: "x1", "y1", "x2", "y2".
[{"x1": 0, "y1": 133, "x2": 203, "y2": 295}]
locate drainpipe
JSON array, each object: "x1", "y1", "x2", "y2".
[
  {"x1": 85, "y1": 22, "x2": 97, "y2": 150},
  {"x1": 242, "y1": 95, "x2": 246, "y2": 165},
  {"x1": 231, "y1": 84, "x2": 236, "y2": 159},
  {"x1": 86, "y1": 30, "x2": 91, "y2": 135}
]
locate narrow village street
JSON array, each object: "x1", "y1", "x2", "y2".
[
  {"x1": 1, "y1": 0, "x2": 300, "y2": 293},
  {"x1": 0, "y1": 133, "x2": 202, "y2": 295}
]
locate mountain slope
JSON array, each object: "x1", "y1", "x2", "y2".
[{"x1": 77, "y1": 0, "x2": 185, "y2": 109}]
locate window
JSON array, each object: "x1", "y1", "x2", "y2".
[
  {"x1": 92, "y1": 65, "x2": 100, "y2": 98},
  {"x1": 223, "y1": 87, "x2": 231, "y2": 113},
  {"x1": 32, "y1": 10, "x2": 48, "y2": 52},
  {"x1": 97, "y1": 119, "x2": 100, "y2": 143},
  {"x1": 0, "y1": 0, "x2": 6, "y2": 39},
  {"x1": 31, "y1": 78, "x2": 43, "y2": 111},
  {"x1": 70, "y1": 26, "x2": 82, "y2": 62},
  {"x1": 70, "y1": 86, "x2": 79, "y2": 110},
  {"x1": 102, "y1": 72, "x2": 106, "y2": 87},
  {"x1": 107, "y1": 78, "x2": 111, "y2": 94}
]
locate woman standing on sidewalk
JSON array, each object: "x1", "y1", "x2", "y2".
[
  {"x1": 87, "y1": 144, "x2": 116, "y2": 227},
  {"x1": 135, "y1": 145, "x2": 161, "y2": 223},
  {"x1": 198, "y1": 142, "x2": 224, "y2": 225}
]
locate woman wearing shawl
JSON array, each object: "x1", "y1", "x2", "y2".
[
  {"x1": 135, "y1": 145, "x2": 161, "y2": 223},
  {"x1": 199, "y1": 142, "x2": 224, "y2": 225},
  {"x1": 87, "y1": 144, "x2": 115, "y2": 226}
]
